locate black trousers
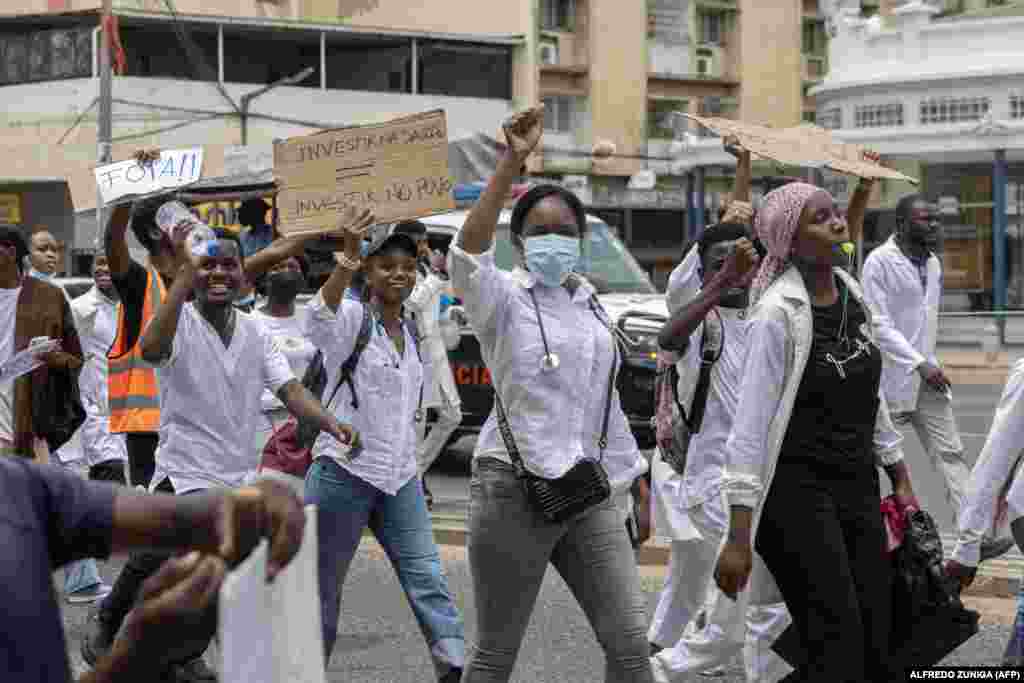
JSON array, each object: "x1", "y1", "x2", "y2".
[
  {"x1": 756, "y1": 459, "x2": 893, "y2": 683},
  {"x1": 125, "y1": 432, "x2": 158, "y2": 489},
  {"x1": 98, "y1": 477, "x2": 211, "y2": 664}
]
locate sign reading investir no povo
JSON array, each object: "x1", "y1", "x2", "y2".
[{"x1": 273, "y1": 110, "x2": 455, "y2": 236}]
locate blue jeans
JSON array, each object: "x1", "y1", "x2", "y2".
[{"x1": 305, "y1": 457, "x2": 465, "y2": 677}]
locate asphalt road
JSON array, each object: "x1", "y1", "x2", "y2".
[{"x1": 62, "y1": 545, "x2": 1013, "y2": 682}]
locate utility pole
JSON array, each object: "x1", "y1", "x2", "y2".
[{"x1": 95, "y1": 0, "x2": 113, "y2": 250}]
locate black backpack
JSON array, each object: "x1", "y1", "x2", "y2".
[{"x1": 294, "y1": 304, "x2": 422, "y2": 449}]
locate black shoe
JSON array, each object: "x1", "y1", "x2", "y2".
[
  {"x1": 981, "y1": 537, "x2": 1016, "y2": 562},
  {"x1": 439, "y1": 667, "x2": 462, "y2": 683},
  {"x1": 81, "y1": 613, "x2": 117, "y2": 667},
  {"x1": 173, "y1": 658, "x2": 217, "y2": 683}
]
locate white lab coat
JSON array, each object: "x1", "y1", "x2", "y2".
[
  {"x1": 951, "y1": 359, "x2": 1024, "y2": 567},
  {"x1": 406, "y1": 271, "x2": 459, "y2": 409},
  {"x1": 862, "y1": 236, "x2": 942, "y2": 414}
]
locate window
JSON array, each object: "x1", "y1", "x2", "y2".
[
  {"x1": 120, "y1": 25, "x2": 218, "y2": 81},
  {"x1": 647, "y1": 99, "x2": 688, "y2": 139},
  {"x1": 854, "y1": 103, "x2": 904, "y2": 128},
  {"x1": 325, "y1": 38, "x2": 411, "y2": 93},
  {"x1": 696, "y1": 96, "x2": 737, "y2": 137},
  {"x1": 1013, "y1": 95, "x2": 1024, "y2": 120},
  {"x1": 817, "y1": 107, "x2": 842, "y2": 130},
  {"x1": 224, "y1": 28, "x2": 320, "y2": 88},
  {"x1": 698, "y1": 11, "x2": 724, "y2": 45},
  {"x1": 802, "y1": 20, "x2": 826, "y2": 56},
  {"x1": 0, "y1": 27, "x2": 93, "y2": 85},
  {"x1": 542, "y1": 95, "x2": 581, "y2": 133},
  {"x1": 419, "y1": 42, "x2": 512, "y2": 99},
  {"x1": 919, "y1": 96, "x2": 990, "y2": 124},
  {"x1": 540, "y1": 0, "x2": 575, "y2": 31}
]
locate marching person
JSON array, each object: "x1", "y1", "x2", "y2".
[
  {"x1": 946, "y1": 358, "x2": 1024, "y2": 666},
  {"x1": 451, "y1": 107, "x2": 652, "y2": 683},
  {"x1": 0, "y1": 453, "x2": 306, "y2": 683},
  {"x1": 862, "y1": 194, "x2": 1012, "y2": 560},
  {"x1": 649, "y1": 222, "x2": 791, "y2": 683},
  {"x1": 27, "y1": 227, "x2": 62, "y2": 281},
  {"x1": 304, "y1": 212, "x2": 466, "y2": 682},
  {"x1": 947, "y1": 356, "x2": 1024, "y2": 587},
  {"x1": 714, "y1": 180, "x2": 918, "y2": 682},
  {"x1": 252, "y1": 254, "x2": 317, "y2": 460},
  {"x1": 55, "y1": 255, "x2": 130, "y2": 606},
  {"x1": 398, "y1": 220, "x2": 463, "y2": 509},
  {"x1": 86, "y1": 205, "x2": 349, "y2": 681}
]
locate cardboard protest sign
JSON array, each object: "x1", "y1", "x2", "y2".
[
  {"x1": 683, "y1": 115, "x2": 919, "y2": 185},
  {"x1": 93, "y1": 148, "x2": 205, "y2": 205},
  {"x1": 273, "y1": 110, "x2": 455, "y2": 236}
]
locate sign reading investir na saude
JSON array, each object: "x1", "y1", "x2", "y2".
[{"x1": 273, "y1": 110, "x2": 456, "y2": 237}]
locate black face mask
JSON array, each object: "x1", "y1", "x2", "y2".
[{"x1": 265, "y1": 271, "x2": 303, "y2": 302}]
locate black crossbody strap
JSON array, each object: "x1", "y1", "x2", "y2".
[{"x1": 687, "y1": 309, "x2": 725, "y2": 434}]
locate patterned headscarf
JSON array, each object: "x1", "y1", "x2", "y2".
[{"x1": 749, "y1": 182, "x2": 827, "y2": 305}]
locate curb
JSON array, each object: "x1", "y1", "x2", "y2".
[{"x1": 424, "y1": 513, "x2": 1022, "y2": 599}]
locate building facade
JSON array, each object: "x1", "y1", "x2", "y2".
[
  {"x1": 813, "y1": 0, "x2": 1024, "y2": 311},
  {"x1": 3, "y1": 0, "x2": 825, "y2": 282}
]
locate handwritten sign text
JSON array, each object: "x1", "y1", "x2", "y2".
[{"x1": 94, "y1": 148, "x2": 205, "y2": 205}]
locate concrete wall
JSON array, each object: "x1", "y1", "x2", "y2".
[
  {"x1": 587, "y1": 0, "x2": 646, "y2": 176},
  {"x1": 0, "y1": 77, "x2": 512, "y2": 148},
  {"x1": 738, "y1": 0, "x2": 803, "y2": 127}
]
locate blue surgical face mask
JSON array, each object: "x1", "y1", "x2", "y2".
[{"x1": 523, "y1": 234, "x2": 580, "y2": 287}]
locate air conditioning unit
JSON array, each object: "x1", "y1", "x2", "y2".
[
  {"x1": 539, "y1": 38, "x2": 559, "y2": 66},
  {"x1": 694, "y1": 45, "x2": 722, "y2": 78}
]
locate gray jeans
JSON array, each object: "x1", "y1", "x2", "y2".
[{"x1": 463, "y1": 458, "x2": 653, "y2": 683}]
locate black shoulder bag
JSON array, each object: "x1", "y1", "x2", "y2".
[{"x1": 492, "y1": 291, "x2": 616, "y2": 524}]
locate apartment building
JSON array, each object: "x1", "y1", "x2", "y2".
[{"x1": 2, "y1": 0, "x2": 828, "y2": 282}]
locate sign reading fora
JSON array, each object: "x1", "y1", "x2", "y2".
[
  {"x1": 93, "y1": 148, "x2": 205, "y2": 205},
  {"x1": 274, "y1": 110, "x2": 455, "y2": 236}
]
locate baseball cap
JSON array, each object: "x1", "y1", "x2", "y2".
[{"x1": 363, "y1": 225, "x2": 418, "y2": 260}]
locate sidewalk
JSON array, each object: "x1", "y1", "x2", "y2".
[{"x1": 939, "y1": 348, "x2": 1022, "y2": 385}]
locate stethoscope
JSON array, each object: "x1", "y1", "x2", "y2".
[{"x1": 528, "y1": 288, "x2": 561, "y2": 372}]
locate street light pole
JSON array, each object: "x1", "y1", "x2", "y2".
[
  {"x1": 95, "y1": 0, "x2": 113, "y2": 251},
  {"x1": 239, "y1": 66, "x2": 316, "y2": 146}
]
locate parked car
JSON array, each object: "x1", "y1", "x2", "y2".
[{"x1": 419, "y1": 210, "x2": 667, "y2": 461}]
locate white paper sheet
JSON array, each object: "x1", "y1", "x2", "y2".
[
  {"x1": 0, "y1": 338, "x2": 59, "y2": 387},
  {"x1": 219, "y1": 505, "x2": 326, "y2": 683},
  {"x1": 94, "y1": 148, "x2": 204, "y2": 206}
]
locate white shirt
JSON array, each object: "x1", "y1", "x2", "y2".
[
  {"x1": 0, "y1": 287, "x2": 21, "y2": 443},
  {"x1": 862, "y1": 236, "x2": 942, "y2": 413},
  {"x1": 68, "y1": 286, "x2": 126, "y2": 467},
  {"x1": 952, "y1": 359, "x2": 1024, "y2": 566},
  {"x1": 152, "y1": 304, "x2": 294, "y2": 493},
  {"x1": 677, "y1": 307, "x2": 748, "y2": 509},
  {"x1": 307, "y1": 294, "x2": 422, "y2": 495},
  {"x1": 406, "y1": 271, "x2": 459, "y2": 408},
  {"x1": 449, "y1": 243, "x2": 647, "y2": 493},
  {"x1": 252, "y1": 306, "x2": 316, "y2": 414}
]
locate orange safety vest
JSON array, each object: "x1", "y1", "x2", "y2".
[{"x1": 108, "y1": 264, "x2": 167, "y2": 434}]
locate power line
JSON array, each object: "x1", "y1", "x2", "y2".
[{"x1": 57, "y1": 97, "x2": 99, "y2": 146}]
